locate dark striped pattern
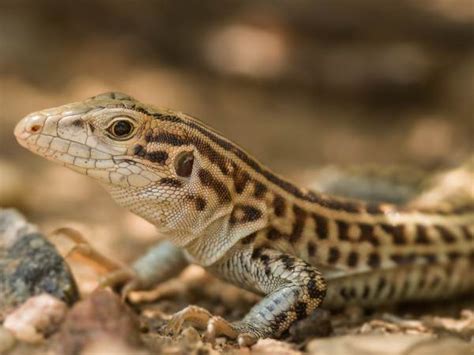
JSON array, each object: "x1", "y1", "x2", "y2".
[
  {"x1": 273, "y1": 195, "x2": 286, "y2": 217},
  {"x1": 267, "y1": 227, "x2": 283, "y2": 241},
  {"x1": 380, "y1": 224, "x2": 406, "y2": 245},
  {"x1": 118, "y1": 101, "x2": 473, "y2": 275},
  {"x1": 313, "y1": 213, "x2": 328, "y2": 240},
  {"x1": 230, "y1": 204, "x2": 263, "y2": 225},
  {"x1": 131, "y1": 106, "x2": 392, "y2": 215},
  {"x1": 415, "y1": 225, "x2": 431, "y2": 244},
  {"x1": 198, "y1": 168, "x2": 232, "y2": 203},
  {"x1": 347, "y1": 251, "x2": 359, "y2": 267},
  {"x1": 368, "y1": 252, "x2": 381, "y2": 268},
  {"x1": 133, "y1": 144, "x2": 169, "y2": 164},
  {"x1": 461, "y1": 226, "x2": 473, "y2": 241},
  {"x1": 159, "y1": 178, "x2": 183, "y2": 188},
  {"x1": 289, "y1": 205, "x2": 307, "y2": 243},
  {"x1": 131, "y1": 104, "x2": 474, "y2": 218},
  {"x1": 194, "y1": 196, "x2": 207, "y2": 211},
  {"x1": 336, "y1": 220, "x2": 350, "y2": 241},
  {"x1": 359, "y1": 224, "x2": 379, "y2": 246},
  {"x1": 328, "y1": 247, "x2": 340, "y2": 264},
  {"x1": 233, "y1": 167, "x2": 251, "y2": 194},
  {"x1": 253, "y1": 181, "x2": 267, "y2": 199},
  {"x1": 435, "y1": 225, "x2": 457, "y2": 244}
]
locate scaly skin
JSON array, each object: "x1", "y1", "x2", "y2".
[{"x1": 14, "y1": 92, "x2": 474, "y2": 346}]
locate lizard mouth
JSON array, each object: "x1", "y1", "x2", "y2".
[{"x1": 15, "y1": 112, "x2": 165, "y2": 189}]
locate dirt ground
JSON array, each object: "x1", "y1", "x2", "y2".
[{"x1": 0, "y1": 1, "x2": 473, "y2": 354}]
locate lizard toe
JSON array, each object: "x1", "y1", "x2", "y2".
[
  {"x1": 205, "y1": 316, "x2": 239, "y2": 341},
  {"x1": 164, "y1": 305, "x2": 213, "y2": 336},
  {"x1": 99, "y1": 268, "x2": 135, "y2": 291},
  {"x1": 205, "y1": 318, "x2": 259, "y2": 347},
  {"x1": 237, "y1": 333, "x2": 258, "y2": 347}
]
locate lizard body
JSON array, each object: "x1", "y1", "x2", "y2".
[{"x1": 14, "y1": 92, "x2": 474, "y2": 345}]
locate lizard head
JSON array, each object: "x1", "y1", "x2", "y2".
[{"x1": 14, "y1": 92, "x2": 242, "y2": 243}]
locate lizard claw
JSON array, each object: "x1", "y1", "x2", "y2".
[
  {"x1": 206, "y1": 319, "x2": 257, "y2": 346},
  {"x1": 163, "y1": 305, "x2": 258, "y2": 346},
  {"x1": 163, "y1": 305, "x2": 213, "y2": 336},
  {"x1": 237, "y1": 333, "x2": 258, "y2": 347},
  {"x1": 205, "y1": 316, "x2": 238, "y2": 340},
  {"x1": 205, "y1": 318, "x2": 258, "y2": 346},
  {"x1": 99, "y1": 268, "x2": 134, "y2": 288},
  {"x1": 99, "y1": 268, "x2": 145, "y2": 300}
]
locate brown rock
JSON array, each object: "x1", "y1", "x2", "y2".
[{"x1": 56, "y1": 289, "x2": 143, "y2": 355}]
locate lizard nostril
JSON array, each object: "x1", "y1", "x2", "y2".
[
  {"x1": 29, "y1": 124, "x2": 42, "y2": 133},
  {"x1": 22, "y1": 115, "x2": 46, "y2": 134}
]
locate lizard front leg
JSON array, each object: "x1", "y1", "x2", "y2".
[
  {"x1": 165, "y1": 244, "x2": 327, "y2": 345},
  {"x1": 102, "y1": 240, "x2": 189, "y2": 296}
]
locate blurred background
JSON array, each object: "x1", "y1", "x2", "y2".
[{"x1": 1, "y1": 0, "x2": 473, "y2": 266}]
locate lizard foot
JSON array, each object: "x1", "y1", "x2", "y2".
[
  {"x1": 99, "y1": 268, "x2": 145, "y2": 300},
  {"x1": 163, "y1": 305, "x2": 258, "y2": 347}
]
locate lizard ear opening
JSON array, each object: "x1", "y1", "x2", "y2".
[{"x1": 174, "y1": 151, "x2": 194, "y2": 178}]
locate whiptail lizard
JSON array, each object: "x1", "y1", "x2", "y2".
[{"x1": 14, "y1": 92, "x2": 474, "y2": 346}]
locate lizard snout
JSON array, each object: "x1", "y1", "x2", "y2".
[{"x1": 15, "y1": 114, "x2": 45, "y2": 141}]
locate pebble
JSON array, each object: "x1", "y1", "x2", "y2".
[
  {"x1": 3, "y1": 294, "x2": 68, "y2": 343},
  {"x1": 0, "y1": 209, "x2": 79, "y2": 319},
  {"x1": 56, "y1": 289, "x2": 143, "y2": 354}
]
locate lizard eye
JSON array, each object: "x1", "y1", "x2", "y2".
[
  {"x1": 174, "y1": 151, "x2": 194, "y2": 178},
  {"x1": 107, "y1": 119, "x2": 135, "y2": 140}
]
